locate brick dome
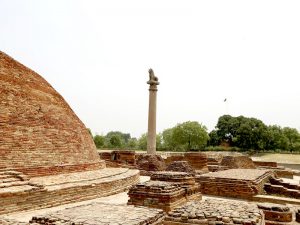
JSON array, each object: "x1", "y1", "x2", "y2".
[{"x1": 0, "y1": 51, "x2": 105, "y2": 176}]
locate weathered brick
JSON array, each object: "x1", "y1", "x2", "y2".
[{"x1": 0, "y1": 51, "x2": 105, "y2": 176}]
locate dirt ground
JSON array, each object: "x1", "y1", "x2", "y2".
[{"x1": 251, "y1": 153, "x2": 300, "y2": 164}]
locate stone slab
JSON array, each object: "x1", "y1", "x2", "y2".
[{"x1": 198, "y1": 169, "x2": 271, "y2": 181}]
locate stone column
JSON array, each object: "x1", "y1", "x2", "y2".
[{"x1": 147, "y1": 69, "x2": 159, "y2": 154}]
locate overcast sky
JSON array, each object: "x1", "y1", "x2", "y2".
[{"x1": 1, "y1": 0, "x2": 300, "y2": 137}]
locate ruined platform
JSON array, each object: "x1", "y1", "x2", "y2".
[
  {"x1": 0, "y1": 168, "x2": 139, "y2": 215},
  {"x1": 164, "y1": 198, "x2": 263, "y2": 225},
  {"x1": 196, "y1": 169, "x2": 273, "y2": 199},
  {"x1": 128, "y1": 180, "x2": 186, "y2": 212},
  {"x1": 151, "y1": 171, "x2": 196, "y2": 185},
  {"x1": 151, "y1": 171, "x2": 201, "y2": 201},
  {"x1": 128, "y1": 171, "x2": 201, "y2": 212},
  {"x1": 29, "y1": 202, "x2": 165, "y2": 225}
]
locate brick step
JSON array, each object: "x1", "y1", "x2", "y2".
[
  {"x1": 253, "y1": 194, "x2": 300, "y2": 205},
  {"x1": 0, "y1": 180, "x2": 30, "y2": 188},
  {"x1": 270, "y1": 177, "x2": 300, "y2": 190},
  {"x1": 264, "y1": 183, "x2": 300, "y2": 199},
  {"x1": 0, "y1": 177, "x2": 20, "y2": 183},
  {"x1": 0, "y1": 174, "x2": 12, "y2": 179}
]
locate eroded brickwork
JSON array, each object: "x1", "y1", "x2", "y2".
[
  {"x1": 0, "y1": 51, "x2": 105, "y2": 176},
  {"x1": 196, "y1": 169, "x2": 274, "y2": 199}
]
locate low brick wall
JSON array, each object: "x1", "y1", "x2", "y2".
[
  {"x1": 99, "y1": 151, "x2": 136, "y2": 167},
  {"x1": 164, "y1": 152, "x2": 208, "y2": 172},
  {"x1": 258, "y1": 203, "x2": 293, "y2": 225},
  {"x1": 196, "y1": 169, "x2": 273, "y2": 199},
  {"x1": 254, "y1": 161, "x2": 278, "y2": 168},
  {"x1": 0, "y1": 169, "x2": 139, "y2": 215},
  {"x1": 8, "y1": 161, "x2": 106, "y2": 177}
]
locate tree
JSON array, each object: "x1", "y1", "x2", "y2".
[
  {"x1": 214, "y1": 115, "x2": 268, "y2": 150},
  {"x1": 265, "y1": 125, "x2": 288, "y2": 150},
  {"x1": 106, "y1": 131, "x2": 131, "y2": 144},
  {"x1": 127, "y1": 138, "x2": 138, "y2": 149},
  {"x1": 172, "y1": 121, "x2": 209, "y2": 151},
  {"x1": 208, "y1": 130, "x2": 219, "y2": 146},
  {"x1": 137, "y1": 133, "x2": 163, "y2": 150},
  {"x1": 162, "y1": 128, "x2": 176, "y2": 150},
  {"x1": 108, "y1": 134, "x2": 123, "y2": 148},
  {"x1": 282, "y1": 127, "x2": 300, "y2": 152},
  {"x1": 93, "y1": 135, "x2": 105, "y2": 149}
]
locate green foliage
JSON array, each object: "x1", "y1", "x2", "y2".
[
  {"x1": 211, "y1": 114, "x2": 300, "y2": 152},
  {"x1": 282, "y1": 127, "x2": 300, "y2": 152},
  {"x1": 108, "y1": 134, "x2": 123, "y2": 148},
  {"x1": 127, "y1": 138, "x2": 138, "y2": 149},
  {"x1": 137, "y1": 133, "x2": 162, "y2": 150},
  {"x1": 208, "y1": 130, "x2": 219, "y2": 146},
  {"x1": 162, "y1": 128, "x2": 176, "y2": 150},
  {"x1": 93, "y1": 135, "x2": 105, "y2": 148},
  {"x1": 106, "y1": 131, "x2": 131, "y2": 144},
  {"x1": 160, "y1": 121, "x2": 209, "y2": 151},
  {"x1": 92, "y1": 115, "x2": 300, "y2": 153},
  {"x1": 172, "y1": 121, "x2": 209, "y2": 151},
  {"x1": 93, "y1": 131, "x2": 134, "y2": 149}
]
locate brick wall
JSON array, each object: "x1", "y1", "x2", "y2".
[{"x1": 0, "y1": 51, "x2": 104, "y2": 176}]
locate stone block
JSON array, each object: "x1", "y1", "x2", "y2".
[{"x1": 263, "y1": 210, "x2": 292, "y2": 222}]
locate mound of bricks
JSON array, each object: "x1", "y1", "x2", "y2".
[
  {"x1": 183, "y1": 152, "x2": 209, "y2": 171},
  {"x1": 220, "y1": 156, "x2": 256, "y2": 169},
  {"x1": 164, "y1": 198, "x2": 263, "y2": 225},
  {"x1": 128, "y1": 171, "x2": 202, "y2": 212},
  {"x1": 164, "y1": 153, "x2": 209, "y2": 172},
  {"x1": 151, "y1": 171, "x2": 201, "y2": 201},
  {"x1": 151, "y1": 171, "x2": 196, "y2": 185},
  {"x1": 128, "y1": 181, "x2": 187, "y2": 212},
  {"x1": 0, "y1": 51, "x2": 105, "y2": 177},
  {"x1": 196, "y1": 169, "x2": 273, "y2": 199},
  {"x1": 166, "y1": 161, "x2": 196, "y2": 174},
  {"x1": 164, "y1": 155, "x2": 185, "y2": 165},
  {"x1": 136, "y1": 154, "x2": 166, "y2": 175},
  {"x1": 257, "y1": 203, "x2": 293, "y2": 225}
]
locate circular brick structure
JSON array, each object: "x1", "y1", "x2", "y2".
[{"x1": 0, "y1": 51, "x2": 105, "y2": 176}]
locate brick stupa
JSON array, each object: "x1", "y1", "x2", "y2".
[
  {"x1": 0, "y1": 51, "x2": 139, "y2": 215},
  {"x1": 0, "y1": 51, "x2": 105, "y2": 176}
]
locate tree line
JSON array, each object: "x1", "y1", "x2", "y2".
[
  {"x1": 90, "y1": 115, "x2": 300, "y2": 152},
  {"x1": 209, "y1": 115, "x2": 300, "y2": 152}
]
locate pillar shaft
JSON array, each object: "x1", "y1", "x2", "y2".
[
  {"x1": 147, "y1": 87, "x2": 157, "y2": 154},
  {"x1": 146, "y1": 68, "x2": 159, "y2": 155}
]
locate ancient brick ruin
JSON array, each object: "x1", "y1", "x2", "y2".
[
  {"x1": 196, "y1": 169, "x2": 274, "y2": 199},
  {"x1": 2, "y1": 50, "x2": 300, "y2": 224},
  {"x1": 0, "y1": 51, "x2": 105, "y2": 176},
  {"x1": 164, "y1": 198, "x2": 263, "y2": 225},
  {"x1": 0, "y1": 51, "x2": 139, "y2": 215},
  {"x1": 128, "y1": 171, "x2": 201, "y2": 212}
]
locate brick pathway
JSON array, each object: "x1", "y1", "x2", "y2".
[
  {"x1": 165, "y1": 198, "x2": 263, "y2": 225},
  {"x1": 29, "y1": 203, "x2": 165, "y2": 225}
]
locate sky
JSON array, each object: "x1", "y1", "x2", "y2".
[{"x1": 1, "y1": 0, "x2": 300, "y2": 138}]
